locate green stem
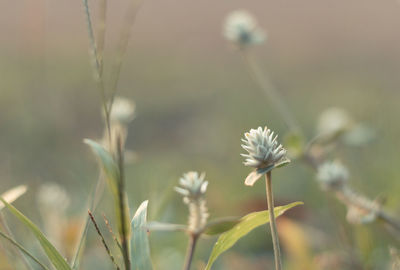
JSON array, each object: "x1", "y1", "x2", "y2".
[
  {"x1": 116, "y1": 135, "x2": 131, "y2": 270},
  {"x1": 182, "y1": 234, "x2": 198, "y2": 270},
  {"x1": 265, "y1": 172, "x2": 282, "y2": 270},
  {"x1": 241, "y1": 50, "x2": 300, "y2": 133}
]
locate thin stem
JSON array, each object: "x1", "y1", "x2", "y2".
[
  {"x1": 182, "y1": 234, "x2": 199, "y2": 270},
  {"x1": 241, "y1": 50, "x2": 300, "y2": 133},
  {"x1": 116, "y1": 135, "x2": 131, "y2": 270},
  {"x1": 97, "y1": 0, "x2": 107, "y2": 77},
  {"x1": 88, "y1": 211, "x2": 120, "y2": 270},
  {"x1": 265, "y1": 172, "x2": 282, "y2": 270},
  {"x1": 0, "y1": 212, "x2": 33, "y2": 270},
  {"x1": 82, "y1": 0, "x2": 112, "y2": 143},
  {"x1": 0, "y1": 230, "x2": 50, "y2": 270},
  {"x1": 108, "y1": 0, "x2": 144, "y2": 113}
]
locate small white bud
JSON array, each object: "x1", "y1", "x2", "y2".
[
  {"x1": 317, "y1": 161, "x2": 349, "y2": 190},
  {"x1": 223, "y1": 10, "x2": 266, "y2": 48}
]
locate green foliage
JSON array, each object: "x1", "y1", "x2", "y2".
[
  {"x1": 203, "y1": 217, "x2": 240, "y2": 236},
  {"x1": 205, "y1": 202, "x2": 303, "y2": 270},
  {"x1": 131, "y1": 200, "x2": 153, "y2": 270},
  {"x1": 0, "y1": 230, "x2": 50, "y2": 270},
  {"x1": 84, "y1": 139, "x2": 119, "y2": 196},
  {"x1": 0, "y1": 197, "x2": 72, "y2": 270}
]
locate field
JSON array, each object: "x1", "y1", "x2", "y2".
[{"x1": 0, "y1": 1, "x2": 399, "y2": 269}]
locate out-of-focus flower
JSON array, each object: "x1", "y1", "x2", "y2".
[
  {"x1": 37, "y1": 183, "x2": 72, "y2": 256},
  {"x1": 175, "y1": 172, "x2": 209, "y2": 233},
  {"x1": 346, "y1": 204, "x2": 376, "y2": 225},
  {"x1": 37, "y1": 183, "x2": 70, "y2": 211},
  {"x1": 317, "y1": 107, "x2": 352, "y2": 138},
  {"x1": 343, "y1": 123, "x2": 376, "y2": 147},
  {"x1": 316, "y1": 161, "x2": 349, "y2": 191},
  {"x1": 109, "y1": 96, "x2": 135, "y2": 125},
  {"x1": 241, "y1": 126, "x2": 289, "y2": 186},
  {"x1": 223, "y1": 10, "x2": 266, "y2": 48}
]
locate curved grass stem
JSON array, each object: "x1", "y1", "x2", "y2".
[{"x1": 265, "y1": 172, "x2": 282, "y2": 270}]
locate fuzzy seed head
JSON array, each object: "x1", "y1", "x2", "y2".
[
  {"x1": 175, "y1": 171, "x2": 209, "y2": 233},
  {"x1": 241, "y1": 126, "x2": 287, "y2": 169},
  {"x1": 223, "y1": 10, "x2": 266, "y2": 47},
  {"x1": 109, "y1": 97, "x2": 135, "y2": 125},
  {"x1": 317, "y1": 161, "x2": 349, "y2": 190}
]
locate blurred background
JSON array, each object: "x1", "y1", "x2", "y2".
[{"x1": 1, "y1": 0, "x2": 400, "y2": 269}]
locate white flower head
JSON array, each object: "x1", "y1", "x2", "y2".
[
  {"x1": 317, "y1": 107, "x2": 352, "y2": 137},
  {"x1": 175, "y1": 171, "x2": 209, "y2": 233},
  {"x1": 109, "y1": 97, "x2": 135, "y2": 125},
  {"x1": 317, "y1": 161, "x2": 349, "y2": 190},
  {"x1": 175, "y1": 172, "x2": 208, "y2": 203},
  {"x1": 223, "y1": 10, "x2": 266, "y2": 48},
  {"x1": 241, "y1": 126, "x2": 289, "y2": 186}
]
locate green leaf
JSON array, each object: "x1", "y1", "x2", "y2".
[
  {"x1": 131, "y1": 200, "x2": 153, "y2": 270},
  {"x1": 203, "y1": 217, "x2": 240, "y2": 236},
  {"x1": 84, "y1": 139, "x2": 119, "y2": 196},
  {"x1": 0, "y1": 197, "x2": 72, "y2": 270},
  {"x1": 205, "y1": 201, "x2": 303, "y2": 270}
]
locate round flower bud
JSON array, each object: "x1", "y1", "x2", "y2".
[
  {"x1": 109, "y1": 97, "x2": 135, "y2": 125},
  {"x1": 317, "y1": 161, "x2": 349, "y2": 190},
  {"x1": 223, "y1": 10, "x2": 266, "y2": 48}
]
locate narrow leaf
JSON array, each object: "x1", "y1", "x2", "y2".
[
  {"x1": 131, "y1": 200, "x2": 153, "y2": 270},
  {"x1": 0, "y1": 230, "x2": 50, "y2": 270},
  {"x1": 205, "y1": 201, "x2": 303, "y2": 270},
  {"x1": 84, "y1": 139, "x2": 119, "y2": 196},
  {"x1": 0, "y1": 185, "x2": 27, "y2": 210},
  {"x1": 203, "y1": 217, "x2": 240, "y2": 236},
  {"x1": 0, "y1": 198, "x2": 72, "y2": 270}
]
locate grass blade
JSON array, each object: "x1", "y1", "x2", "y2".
[
  {"x1": 131, "y1": 200, "x2": 153, "y2": 270},
  {"x1": 0, "y1": 230, "x2": 50, "y2": 270},
  {"x1": 205, "y1": 201, "x2": 303, "y2": 270},
  {"x1": 0, "y1": 185, "x2": 27, "y2": 210},
  {"x1": 0, "y1": 197, "x2": 72, "y2": 270}
]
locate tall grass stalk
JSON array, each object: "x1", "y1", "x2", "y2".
[
  {"x1": 108, "y1": 0, "x2": 144, "y2": 113},
  {"x1": 82, "y1": 0, "x2": 111, "y2": 142},
  {"x1": 116, "y1": 135, "x2": 130, "y2": 270}
]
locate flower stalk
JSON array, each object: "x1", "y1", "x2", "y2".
[
  {"x1": 183, "y1": 234, "x2": 199, "y2": 270},
  {"x1": 265, "y1": 172, "x2": 282, "y2": 270}
]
